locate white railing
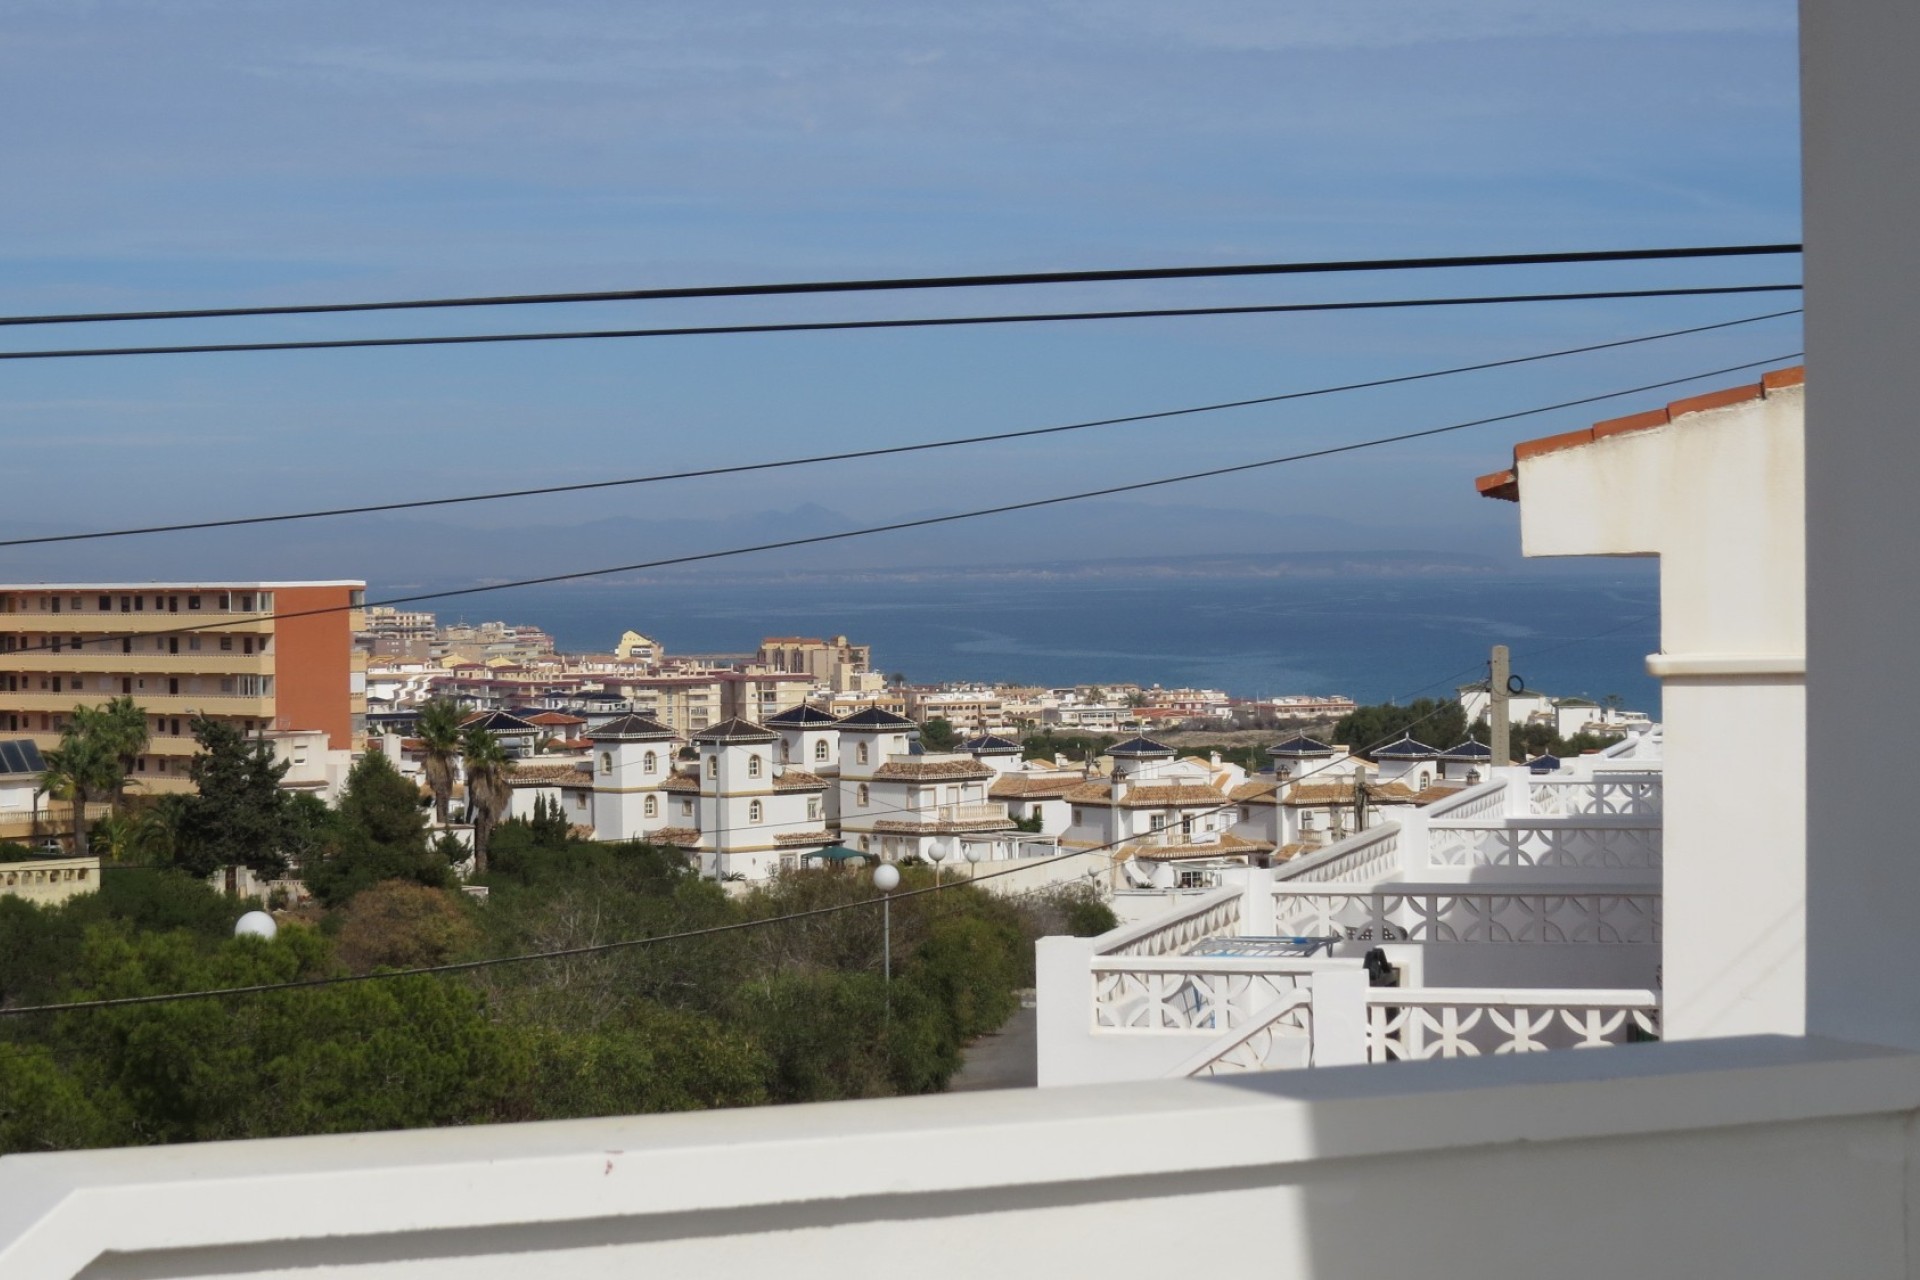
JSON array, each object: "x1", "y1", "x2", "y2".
[
  {"x1": 1426, "y1": 822, "x2": 1661, "y2": 871},
  {"x1": 1271, "y1": 885, "x2": 1661, "y2": 945},
  {"x1": 1420, "y1": 780, "x2": 1508, "y2": 821},
  {"x1": 1091, "y1": 956, "x2": 1307, "y2": 1031},
  {"x1": 1275, "y1": 823, "x2": 1403, "y2": 885},
  {"x1": 1528, "y1": 773, "x2": 1662, "y2": 817},
  {"x1": 940, "y1": 803, "x2": 1009, "y2": 823},
  {"x1": 1171, "y1": 991, "x2": 1313, "y2": 1075},
  {"x1": 1365, "y1": 988, "x2": 1659, "y2": 1060},
  {"x1": 1095, "y1": 886, "x2": 1242, "y2": 958}
]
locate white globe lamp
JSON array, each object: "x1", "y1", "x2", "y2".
[
  {"x1": 234, "y1": 910, "x2": 278, "y2": 940},
  {"x1": 872, "y1": 862, "x2": 901, "y2": 892},
  {"x1": 964, "y1": 844, "x2": 985, "y2": 864}
]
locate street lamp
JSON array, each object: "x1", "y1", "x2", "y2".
[
  {"x1": 964, "y1": 843, "x2": 985, "y2": 876},
  {"x1": 872, "y1": 861, "x2": 900, "y2": 994},
  {"x1": 234, "y1": 910, "x2": 277, "y2": 940},
  {"x1": 927, "y1": 843, "x2": 946, "y2": 890}
]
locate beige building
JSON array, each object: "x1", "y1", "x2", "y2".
[
  {"x1": 756, "y1": 635, "x2": 879, "y2": 693},
  {"x1": 0, "y1": 581, "x2": 367, "y2": 795}
]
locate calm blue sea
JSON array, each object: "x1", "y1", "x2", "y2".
[{"x1": 453, "y1": 570, "x2": 1663, "y2": 714}]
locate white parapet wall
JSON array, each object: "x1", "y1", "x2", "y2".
[{"x1": 2, "y1": 1037, "x2": 1918, "y2": 1278}]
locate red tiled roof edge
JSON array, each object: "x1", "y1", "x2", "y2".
[{"x1": 1477, "y1": 364, "x2": 1804, "y2": 503}]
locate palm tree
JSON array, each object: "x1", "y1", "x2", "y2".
[
  {"x1": 461, "y1": 726, "x2": 514, "y2": 877},
  {"x1": 37, "y1": 733, "x2": 119, "y2": 860},
  {"x1": 92, "y1": 696, "x2": 151, "y2": 813},
  {"x1": 416, "y1": 699, "x2": 466, "y2": 827}
]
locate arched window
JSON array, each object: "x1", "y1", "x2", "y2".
[
  {"x1": 857, "y1": 742, "x2": 870, "y2": 764},
  {"x1": 748, "y1": 800, "x2": 764, "y2": 823},
  {"x1": 644, "y1": 794, "x2": 658, "y2": 818},
  {"x1": 748, "y1": 755, "x2": 762, "y2": 778},
  {"x1": 813, "y1": 739, "x2": 828, "y2": 762},
  {"x1": 599, "y1": 752, "x2": 612, "y2": 775},
  {"x1": 706, "y1": 755, "x2": 718, "y2": 778},
  {"x1": 643, "y1": 750, "x2": 657, "y2": 773},
  {"x1": 780, "y1": 741, "x2": 791, "y2": 763},
  {"x1": 857, "y1": 783, "x2": 870, "y2": 807},
  {"x1": 859, "y1": 836, "x2": 871, "y2": 852}
]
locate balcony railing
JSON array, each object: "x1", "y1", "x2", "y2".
[
  {"x1": 1365, "y1": 987, "x2": 1660, "y2": 1060},
  {"x1": 1274, "y1": 823, "x2": 1403, "y2": 885},
  {"x1": 1094, "y1": 886, "x2": 1241, "y2": 958},
  {"x1": 1527, "y1": 773, "x2": 1663, "y2": 817},
  {"x1": 1271, "y1": 884, "x2": 1662, "y2": 946}
]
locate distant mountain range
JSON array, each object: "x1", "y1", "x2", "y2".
[{"x1": 0, "y1": 498, "x2": 1543, "y2": 593}]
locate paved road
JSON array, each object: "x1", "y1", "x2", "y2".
[{"x1": 948, "y1": 1000, "x2": 1037, "y2": 1092}]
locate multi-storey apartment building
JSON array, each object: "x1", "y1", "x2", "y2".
[
  {"x1": 755, "y1": 634, "x2": 879, "y2": 692},
  {"x1": 0, "y1": 581, "x2": 367, "y2": 794}
]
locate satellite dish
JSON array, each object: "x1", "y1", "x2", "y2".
[{"x1": 234, "y1": 910, "x2": 278, "y2": 940}]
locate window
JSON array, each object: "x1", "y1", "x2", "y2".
[
  {"x1": 682, "y1": 800, "x2": 694, "y2": 817},
  {"x1": 187, "y1": 594, "x2": 201, "y2": 611},
  {"x1": 814, "y1": 740, "x2": 828, "y2": 762},
  {"x1": 188, "y1": 636, "x2": 201, "y2": 651},
  {"x1": 747, "y1": 755, "x2": 762, "y2": 779},
  {"x1": 643, "y1": 751, "x2": 657, "y2": 773},
  {"x1": 857, "y1": 784, "x2": 870, "y2": 807},
  {"x1": 644, "y1": 795, "x2": 658, "y2": 818},
  {"x1": 576, "y1": 793, "x2": 588, "y2": 810},
  {"x1": 748, "y1": 800, "x2": 763, "y2": 823},
  {"x1": 706, "y1": 755, "x2": 718, "y2": 779},
  {"x1": 1150, "y1": 814, "x2": 1166, "y2": 832},
  {"x1": 807, "y1": 798, "x2": 820, "y2": 820},
  {"x1": 219, "y1": 637, "x2": 233, "y2": 651},
  {"x1": 600, "y1": 752, "x2": 613, "y2": 775},
  {"x1": 98, "y1": 595, "x2": 111, "y2": 612},
  {"x1": 857, "y1": 742, "x2": 870, "y2": 764},
  {"x1": 780, "y1": 741, "x2": 791, "y2": 763}
]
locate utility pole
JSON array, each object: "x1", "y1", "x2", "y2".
[{"x1": 1490, "y1": 644, "x2": 1512, "y2": 768}]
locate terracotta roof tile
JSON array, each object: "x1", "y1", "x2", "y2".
[
  {"x1": 1478, "y1": 363, "x2": 1804, "y2": 504},
  {"x1": 773, "y1": 770, "x2": 829, "y2": 790},
  {"x1": 873, "y1": 759, "x2": 992, "y2": 781}
]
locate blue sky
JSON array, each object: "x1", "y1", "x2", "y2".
[{"x1": 0, "y1": 1, "x2": 1801, "y2": 581}]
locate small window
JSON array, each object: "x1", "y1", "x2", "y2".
[
  {"x1": 187, "y1": 595, "x2": 201, "y2": 611},
  {"x1": 682, "y1": 799, "x2": 694, "y2": 817},
  {"x1": 645, "y1": 795, "x2": 659, "y2": 818},
  {"x1": 97, "y1": 595, "x2": 111, "y2": 612},
  {"x1": 706, "y1": 755, "x2": 718, "y2": 778},
  {"x1": 857, "y1": 784, "x2": 870, "y2": 807},
  {"x1": 814, "y1": 740, "x2": 828, "y2": 762},
  {"x1": 600, "y1": 752, "x2": 613, "y2": 775},
  {"x1": 643, "y1": 751, "x2": 657, "y2": 773},
  {"x1": 220, "y1": 637, "x2": 233, "y2": 651},
  {"x1": 748, "y1": 755, "x2": 762, "y2": 778},
  {"x1": 807, "y1": 797, "x2": 820, "y2": 820},
  {"x1": 857, "y1": 742, "x2": 870, "y2": 764},
  {"x1": 749, "y1": 800, "x2": 763, "y2": 823}
]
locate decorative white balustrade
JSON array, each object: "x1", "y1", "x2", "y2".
[
  {"x1": 1528, "y1": 773, "x2": 1662, "y2": 817},
  {"x1": 1172, "y1": 992, "x2": 1314, "y2": 1075},
  {"x1": 1271, "y1": 885, "x2": 1661, "y2": 945},
  {"x1": 1092, "y1": 958, "x2": 1311, "y2": 1031},
  {"x1": 1276, "y1": 823, "x2": 1403, "y2": 885},
  {"x1": 1426, "y1": 822, "x2": 1661, "y2": 871},
  {"x1": 1419, "y1": 781, "x2": 1508, "y2": 822},
  {"x1": 1364, "y1": 988, "x2": 1660, "y2": 1060},
  {"x1": 1097, "y1": 887, "x2": 1242, "y2": 959}
]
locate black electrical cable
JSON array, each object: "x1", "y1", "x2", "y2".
[
  {"x1": 0, "y1": 243, "x2": 1803, "y2": 329},
  {"x1": 0, "y1": 307, "x2": 1802, "y2": 549},
  {"x1": 0, "y1": 353, "x2": 1802, "y2": 660},
  {"x1": 0, "y1": 286, "x2": 1802, "y2": 363}
]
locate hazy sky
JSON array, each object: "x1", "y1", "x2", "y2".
[{"x1": 0, "y1": 1, "x2": 1801, "y2": 580}]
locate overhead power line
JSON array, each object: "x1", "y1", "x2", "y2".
[
  {"x1": 0, "y1": 243, "x2": 1802, "y2": 329},
  {"x1": 0, "y1": 307, "x2": 1801, "y2": 549},
  {"x1": 0, "y1": 286, "x2": 1802, "y2": 362},
  {"x1": 0, "y1": 699, "x2": 1474, "y2": 1018},
  {"x1": 3, "y1": 352, "x2": 1802, "y2": 659}
]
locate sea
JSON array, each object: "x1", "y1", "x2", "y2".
[{"x1": 454, "y1": 569, "x2": 1663, "y2": 715}]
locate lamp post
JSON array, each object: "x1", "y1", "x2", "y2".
[
  {"x1": 927, "y1": 842, "x2": 946, "y2": 890},
  {"x1": 872, "y1": 861, "x2": 900, "y2": 996},
  {"x1": 965, "y1": 843, "x2": 985, "y2": 878}
]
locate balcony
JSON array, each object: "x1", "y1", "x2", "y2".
[
  {"x1": 0, "y1": 1035, "x2": 1912, "y2": 1277},
  {"x1": 2, "y1": 691, "x2": 275, "y2": 718},
  {"x1": 9, "y1": 651, "x2": 274, "y2": 676},
  {"x1": 0, "y1": 609, "x2": 277, "y2": 634}
]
